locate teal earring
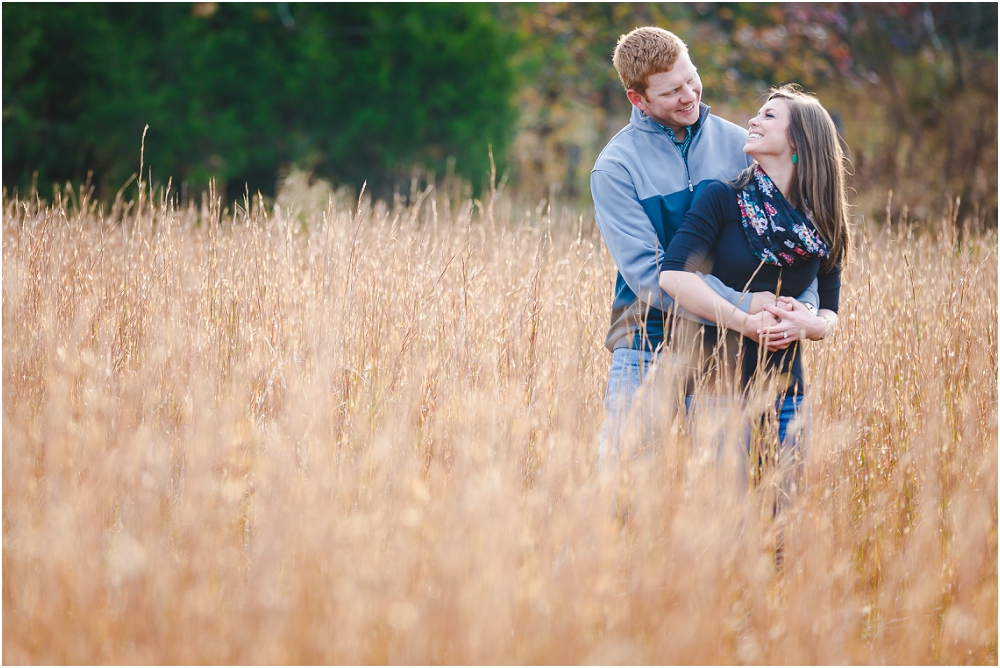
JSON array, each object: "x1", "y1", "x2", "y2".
[{"x1": 792, "y1": 153, "x2": 798, "y2": 164}]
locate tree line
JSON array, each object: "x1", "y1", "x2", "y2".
[
  {"x1": 4, "y1": 3, "x2": 516, "y2": 201},
  {"x1": 4, "y1": 3, "x2": 997, "y2": 215}
]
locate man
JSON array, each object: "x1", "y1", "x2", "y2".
[{"x1": 592, "y1": 26, "x2": 817, "y2": 464}]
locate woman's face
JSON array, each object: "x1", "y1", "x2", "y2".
[{"x1": 744, "y1": 97, "x2": 794, "y2": 163}]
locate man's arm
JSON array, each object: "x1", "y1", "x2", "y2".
[
  {"x1": 700, "y1": 272, "x2": 753, "y2": 312},
  {"x1": 743, "y1": 277, "x2": 819, "y2": 316},
  {"x1": 793, "y1": 278, "x2": 819, "y2": 311},
  {"x1": 591, "y1": 168, "x2": 753, "y2": 322}
]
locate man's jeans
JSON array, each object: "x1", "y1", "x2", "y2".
[{"x1": 598, "y1": 348, "x2": 661, "y2": 470}]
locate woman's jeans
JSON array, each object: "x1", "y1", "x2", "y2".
[
  {"x1": 774, "y1": 393, "x2": 806, "y2": 451},
  {"x1": 764, "y1": 393, "x2": 808, "y2": 512},
  {"x1": 684, "y1": 393, "x2": 807, "y2": 508}
]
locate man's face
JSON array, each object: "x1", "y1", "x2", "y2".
[{"x1": 627, "y1": 51, "x2": 703, "y2": 133}]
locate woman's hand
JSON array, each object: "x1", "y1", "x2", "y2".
[{"x1": 759, "y1": 296, "x2": 831, "y2": 351}]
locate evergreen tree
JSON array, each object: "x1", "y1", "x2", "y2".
[{"x1": 3, "y1": 3, "x2": 518, "y2": 200}]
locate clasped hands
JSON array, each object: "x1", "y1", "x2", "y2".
[{"x1": 742, "y1": 292, "x2": 820, "y2": 351}]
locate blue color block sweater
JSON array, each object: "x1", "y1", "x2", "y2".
[{"x1": 591, "y1": 103, "x2": 755, "y2": 352}]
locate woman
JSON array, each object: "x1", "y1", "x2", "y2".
[{"x1": 658, "y1": 84, "x2": 850, "y2": 492}]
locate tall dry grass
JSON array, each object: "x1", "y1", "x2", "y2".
[{"x1": 3, "y1": 175, "x2": 996, "y2": 664}]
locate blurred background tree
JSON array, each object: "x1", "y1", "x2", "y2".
[
  {"x1": 504, "y1": 2, "x2": 997, "y2": 223},
  {"x1": 3, "y1": 2, "x2": 996, "y2": 223},
  {"x1": 3, "y1": 2, "x2": 516, "y2": 201}
]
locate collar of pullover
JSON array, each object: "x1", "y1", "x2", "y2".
[{"x1": 630, "y1": 102, "x2": 711, "y2": 134}]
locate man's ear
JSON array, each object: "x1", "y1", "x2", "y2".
[{"x1": 626, "y1": 89, "x2": 647, "y2": 110}]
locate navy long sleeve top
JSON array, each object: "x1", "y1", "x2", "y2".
[{"x1": 662, "y1": 180, "x2": 842, "y2": 395}]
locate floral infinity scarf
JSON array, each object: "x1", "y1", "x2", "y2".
[{"x1": 736, "y1": 166, "x2": 830, "y2": 267}]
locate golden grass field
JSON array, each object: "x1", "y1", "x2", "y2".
[{"x1": 3, "y1": 174, "x2": 997, "y2": 664}]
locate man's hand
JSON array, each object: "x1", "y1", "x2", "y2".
[
  {"x1": 748, "y1": 291, "x2": 778, "y2": 315},
  {"x1": 740, "y1": 309, "x2": 781, "y2": 344}
]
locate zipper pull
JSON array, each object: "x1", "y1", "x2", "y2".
[{"x1": 688, "y1": 179, "x2": 693, "y2": 192}]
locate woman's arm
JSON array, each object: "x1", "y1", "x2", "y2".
[{"x1": 659, "y1": 270, "x2": 771, "y2": 342}]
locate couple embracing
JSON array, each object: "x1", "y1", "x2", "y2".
[{"x1": 593, "y1": 27, "x2": 851, "y2": 504}]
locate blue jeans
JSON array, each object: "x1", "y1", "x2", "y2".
[
  {"x1": 775, "y1": 393, "x2": 806, "y2": 452},
  {"x1": 599, "y1": 348, "x2": 659, "y2": 470},
  {"x1": 684, "y1": 393, "x2": 806, "y2": 450},
  {"x1": 599, "y1": 346, "x2": 808, "y2": 488},
  {"x1": 769, "y1": 393, "x2": 808, "y2": 512},
  {"x1": 684, "y1": 392, "x2": 808, "y2": 504}
]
